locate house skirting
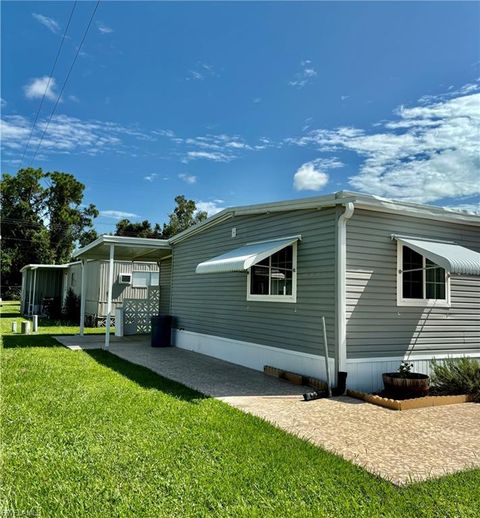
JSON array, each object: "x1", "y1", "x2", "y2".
[
  {"x1": 173, "y1": 329, "x2": 335, "y2": 381},
  {"x1": 346, "y1": 353, "x2": 480, "y2": 392}
]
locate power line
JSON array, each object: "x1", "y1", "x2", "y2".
[
  {"x1": 30, "y1": 0, "x2": 101, "y2": 166},
  {"x1": 20, "y1": 1, "x2": 78, "y2": 168}
]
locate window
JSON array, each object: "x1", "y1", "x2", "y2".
[
  {"x1": 397, "y1": 243, "x2": 449, "y2": 306},
  {"x1": 247, "y1": 244, "x2": 297, "y2": 302},
  {"x1": 150, "y1": 272, "x2": 159, "y2": 287},
  {"x1": 131, "y1": 270, "x2": 159, "y2": 288}
]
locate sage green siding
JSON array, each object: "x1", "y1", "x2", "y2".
[
  {"x1": 346, "y1": 209, "x2": 480, "y2": 359},
  {"x1": 159, "y1": 258, "x2": 172, "y2": 315},
  {"x1": 171, "y1": 208, "x2": 337, "y2": 356}
]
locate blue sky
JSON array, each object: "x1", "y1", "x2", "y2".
[{"x1": 2, "y1": 1, "x2": 479, "y2": 233}]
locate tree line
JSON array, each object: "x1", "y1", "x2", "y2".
[{"x1": 0, "y1": 168, "x2": 208, "y2": 297}]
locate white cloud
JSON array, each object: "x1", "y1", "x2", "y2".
[
  {"x1": 178, "y1": 173, "x2": 197, "y2": 184},
  {"x1": 1, "y1": 113, "x2": 154, "y2": 157},
  {"x1": 186, "y1": 63, "x2": 217, "y2": 81},
  {"x1": 289, "y1": 60, "x2": 317, "y2": 88},
  {"x1": 185, "y1": 150, "x2": 232, "y2": 162},
  {"x1": 32, "y1": 13, "x2": 59, "y2": 34},
  {"x1": 23, "y1": 76, "x2": 58, "y2": 101},
  {"x1": 144, "y1": 173, "x2": 158, "y2": 182},
  {"x1": 68, "y1": 95, "x2": 80, "y2": 103},
  {"x1": 196, "y1": 200, "x2": 225, "y2": 216},
  {"x1": 293, "y1": 159, "x2": 333, "y2": 191},
  {"x1": 96, "y1": 21, "x2": 113, "y2": 34},
  {"x1": 100, "y1": 210, "x2": 139, "y2": 220},
  {"x1": 288, "y1": 85, "x2": 480, "y2": 203},
  {"x1": 443, "y1": 203, "x2": 480, "y2": 215}
]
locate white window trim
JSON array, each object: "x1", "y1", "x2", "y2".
[
  {"x1": 246, "y1": 242, "x2": 297, "y2": 303},
  {"x1": 396, "y1": 242, "x2": 451, "y2": 308}
]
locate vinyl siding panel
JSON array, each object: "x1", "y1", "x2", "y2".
[
  {"x1": 346, "y1": 209, "x2": 480, "y2": 359},
  {"x1": 159, "y1": 258, "x2": 172, "y2": 314},
  {"x1": 171, "y1": 208, "x2": 337, "y2": 356}
]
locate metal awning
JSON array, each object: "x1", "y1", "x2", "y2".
[
  {"x1": 196, "y1": 235, "x2": 300, "y2": 274},
  {"x1": 73, "y1": 235, "x2": 171, "y2": 261},
  {"x1": 394, "y1": 236, "x2": 480, "y2": 275}
]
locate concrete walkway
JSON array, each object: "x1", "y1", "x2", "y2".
[{"x1": 56, "y1": 335, "x2": 480, "y2": 485}]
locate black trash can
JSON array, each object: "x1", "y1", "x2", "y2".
[{"x1": 151, "y1": 315, "x2": 172, "y2": 347}]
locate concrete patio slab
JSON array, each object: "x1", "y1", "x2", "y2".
[{"x1": 55, "y1": 335, "x2": 480, "y2": 485}]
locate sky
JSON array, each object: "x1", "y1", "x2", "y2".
[{"x1": 1, "y1": 1, "x2": 479, "y2": 234}]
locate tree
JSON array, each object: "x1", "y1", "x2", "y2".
[
  {"x1": 0, "y1": 168, "x2": 52, "y2": 296},
  {"x1": 45, "y1": 172, "x2": 98, "y2": 263},
  {"x1": 113, "y1": 196, "x2": 207, "y2": 240},
  {"x1": 161, "y1": 195, "x2": 208, "y2": 239},
  {"x1": 115, "y1": 219, "x2": 162, "y2": 239},
  {"x1": 0, "y1": 168, "x2": 98, "y2": 296}
]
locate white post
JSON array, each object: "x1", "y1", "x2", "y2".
[
  {"x1": 79, "y1": 259, "x2": 87, "y2": 336},
  {"x1": 32, "y1": 269, "x2": 37, "y2": 316},
  {"x1": 105, "y1": 244, "x2": 115, "y2": 349},
  {"x1": 28, "y1": 269, "x2": 33, "y2": 316}
]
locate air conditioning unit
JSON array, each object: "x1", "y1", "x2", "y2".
[{"x1": 119, "y1": 273, "x2": 132, "y2": 285}]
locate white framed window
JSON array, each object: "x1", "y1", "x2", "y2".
[
  {"x1": 396, "y1": 242, "x2": 450, "y2": 307},
  {"x1": 150, "y1": 272, "x2": 159, "y2": 286},
  {"x1": 247, "y1": 243, "x2": 297, "y2": 303},
  {"x1": 132, "y1": 271, "x2": 150, "y2": 288}
]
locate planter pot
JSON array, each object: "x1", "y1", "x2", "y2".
[{"x1": 382, "y1": 372, "x2": 430, "y2": 397}]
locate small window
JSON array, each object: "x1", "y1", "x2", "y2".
[
  {"x1": 150, "y1": 272, "x2": 159, "y2": 287},
  {"x1": 397, "y1": 243, "x2": 449, "y2": 306},
  {"x1": 132, "y1": 271, "x2": 150, "y2": 288},
  {"x1": 247, "y1": 244, "x2": 297, "y2": 302}
]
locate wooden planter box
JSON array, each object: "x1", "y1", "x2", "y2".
[{"x1": 347, "y1": 389, "x2": 474, "y2": 411}]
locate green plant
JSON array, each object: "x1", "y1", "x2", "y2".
[
  {"x1": 398, "y1": 361, "x2": 414, "y2": 378},
  {"x1": 430, "y1": 357, "x2": 480, "y2": 402},
  {"x1": 62, "y1": 288, "x2": 80, "y2": 324}
]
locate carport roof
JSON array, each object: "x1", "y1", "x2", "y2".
[{"x1": 73, "y1": 235, "x2": 171, "y2": 262}]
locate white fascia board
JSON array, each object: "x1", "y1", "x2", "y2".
[{"x1": 73, "y1": 234, "x2": 171, "y2": 258}]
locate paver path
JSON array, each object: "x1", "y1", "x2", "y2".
[{"x1": 56, "y1": 335, "x2": 480, "y2": 485}]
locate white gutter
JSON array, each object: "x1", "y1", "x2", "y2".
[{"x1": 336, "y1": 202, "x2": 355, "y2": 375}]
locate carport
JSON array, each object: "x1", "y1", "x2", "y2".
[{"x1": 72, "y1": 235, "x2": 171, "y2": 348}]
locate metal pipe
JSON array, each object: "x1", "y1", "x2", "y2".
[
  {"x1": 336, "y1": 202, "x2": 355, "y2": 375},
  {"x1": 79, "y1": 259, "x2": 86, "y2": 336},
  {"x1": 321, "y1": 316, "x2": 332, "y2": 397},
  {"x1": 105, "y1": 244, "x2": 115, "y2": 349}
]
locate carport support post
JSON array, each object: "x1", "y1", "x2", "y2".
[
  {"x1": 104, "y1": 244, "x2": 115, "y2": 349},
  {"x1": 28, "y1": 269, "x2": 34, "y2": 316},
  {"x1": 79, "y1": 259, "x2": 86, "y2": 336},
  {"x1": 32, "y1": 268, "x2": 37, "y2": 316}
]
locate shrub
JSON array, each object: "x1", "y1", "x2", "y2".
[
  {"x1": 430, "y1": 357, "x2": 480, "y2": 402},
  {"x1": 62, "y1": 288, "x2": 80, "y2": 324}
]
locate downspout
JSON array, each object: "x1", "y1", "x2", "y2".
[{"x1": 336, "y1": 202, "x2": 354, "y2": 378}]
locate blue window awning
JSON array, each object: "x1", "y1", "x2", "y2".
[
  {"x1": 195, "y1": 236, "x2": 300, "y2": 274},
  {"x1": 394, "y1": 236, "x2": 480, "y2": 276}
]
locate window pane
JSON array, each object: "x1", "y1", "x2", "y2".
[
  {"x1": 251, "y1": 266, "x2": 269, "y2": 295},
  {"x1": 150, "y1": 272, "x2": 159, "y2": 286},
  {"x1": 425, "y1": 259, "x2": 445, "y2": 299},
  {"x1": 402, "y1": 247, "x2": 423, "y2": 299},
  {"x1": 132, "y1": 271, "x2": 149, "y2": 288},
  {"x1": 271, "y1": 246, "x2": 293, "y2": 270},
  {"x1": 270, "y1": 268, "x2": 292, "y2": 295}
]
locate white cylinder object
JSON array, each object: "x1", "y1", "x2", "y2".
[
  {"x1": 11, "y1": 321, "x2": 17, "y2": 333},
  {"x1": 32, "y1": 315, "x2": 38, "y2": 332},
  {"x1": 21, "y1": 321, "x2": 31, "y2": 335},
  {"x1": 115, "y1": 307, "x2": 124, "y2": 337}
]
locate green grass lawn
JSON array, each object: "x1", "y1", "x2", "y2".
[{"x1": 1, "y1": 301, "x2": 479, "y2": 517}]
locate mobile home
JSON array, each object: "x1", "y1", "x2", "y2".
[{"x1": 164, "y1": 191, "x2": 480, "y2": 392}]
